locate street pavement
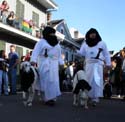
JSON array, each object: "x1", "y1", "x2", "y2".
[{"x1": 0, "y1": 92, "x2": 125, "y2": 122}]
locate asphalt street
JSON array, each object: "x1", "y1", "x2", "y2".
[{"x1": 0, "y1": 92, "x2": 125, "y2": 122}]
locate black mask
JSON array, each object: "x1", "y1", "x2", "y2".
[
  {"x1": 42, "y1": 26, "x2": 58, "y2": 47},
  {"x1": 86, "y1": 38, "x2": 100, "y2": 47},
  {"x1": 85, "y1": 28, "x2": 102, "y2": 47},
  {"x1": 45, "y1": 35, "x2": 58, "y2": 47}
]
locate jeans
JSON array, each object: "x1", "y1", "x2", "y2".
[
  {"x1": 1, "y1": 11, "x2": 8, "y2": 24},
  {"x1": 8, "y1": 68, "x2": 17, "y2": 94},
  {"x1": 13, "y1": 20, "x2": 21, "y2": 29},
  {"x1": 0, "y1": 70, "x2": 8, "y2": 95}
]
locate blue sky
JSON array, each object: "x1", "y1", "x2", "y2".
[{"x1": 52, "y1": 0, "x2": 125, "y2": 52}]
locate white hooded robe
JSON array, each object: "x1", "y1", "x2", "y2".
[
  {"x1": 78, "y1": 41, "x2": 111, "y2": 99},
  {"x1": 31, "y1": 39, "x2": 64, "y2": 101}
]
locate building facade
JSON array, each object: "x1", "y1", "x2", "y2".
[
  {"x1": 48, "y1": 19, "x2": 81, "y2": 62},
  {"x1": 0, "y1": 0, "x2": 81, "y2": 63},
  {"x1": 0, "y1": 0, "x2": 58, "y2": 56},
  {"x1": 70, "y1": 28, "x2": 84, "y2": 39}
]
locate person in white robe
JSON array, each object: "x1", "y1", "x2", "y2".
[
  {"x1": 30, "y1": 27, "x2": 64, "y2": 106},
  {"x1": 78, "y1": 28, "x2": 111, "y2": 106}
]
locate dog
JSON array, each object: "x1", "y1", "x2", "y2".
[
  {"x1": 103, "y1": 81, "x2": 112, "y2": 99},
  {"x1": 73, "y1": 78, "x2": 91, "y2": 109},
  {"x1": 72, "y1": 64, "x2": 91, "y2": 109},
  {"x1": 79, "y1": 89, "x2": 89, "y2": 109},
  {"x1": 20, "y1": 61, "x2": 40, "y2": 106},
  {"x1": 103, "y1": 68, "x2": 112, "y2": 99}
]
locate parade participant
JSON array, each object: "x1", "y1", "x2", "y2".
[
  {"x1": 30, "y1": 26, "x2": 64, "y2": 106},
  {"x1": 78, "y1": 28, "x2": 111, "y2": 106}
]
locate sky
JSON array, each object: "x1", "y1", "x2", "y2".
[{"x1": 52, "y1": 0, "x2": 125, "y2": 52}]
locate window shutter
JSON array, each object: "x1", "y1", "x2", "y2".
[
  {"x1": 0, "y1": 41, "x2": 5, "y2": 50},
  {"x1": 16, "y1": 0, "x2": 24, "y2": 20},
  {"x1": 32, "y1": 11, "x2": 39, "y2": 27}
]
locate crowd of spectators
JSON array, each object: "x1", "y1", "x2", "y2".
[
  {"x1": 0, "y1": 0, "x2": 46, "y2": 39},
  {"x1": 0, "y1": 46, "x2": 33, "y2": 96}
]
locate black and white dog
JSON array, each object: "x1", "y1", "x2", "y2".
[
  {"x1": 20, "y1": 61, "x2": 40, "y2": 106},
  {"x1": 73, "y1": 70, "x2": 91, "y2": 109}
]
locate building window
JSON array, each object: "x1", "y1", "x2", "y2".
[
  {"x1": 60, "y1": 27, "x2": 64, "y2": 34},
  {"x1": 72, "y1": 54, "x2": 74, "y2": 61},
  {"x1": 32, "y1": 11, "x2": 39, "y2": 27},
  {"x1": 65, "y1": 52, "x2": 68, "y2": 61},
  {"x1": 60, "y1": 28, "x2": 64, "y2": 34},
  {"x1": 16, "y1": 0, "x2": 24, "y2": 20},
  {"x1": 16, "y1": 46, "x2": 23, "y2": 58},
  {"x1": 74, "y1": 31, "x2": 78, "y2": 38},
  {"x1": 47, "y1": 12, "x2": 52, "y2": 22},
  {"x1": 0, "y1": 41, "x2": 5, "y2": 50}
]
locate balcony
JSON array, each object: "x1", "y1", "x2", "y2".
[
  {"x1": 37, "y1": 0, "x2": 58, "y2": 10},
  {"x1": 0, "y1": 22, "x2": 39, "y2": 49}
]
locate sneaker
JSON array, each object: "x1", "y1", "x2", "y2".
[
  {"x1": 117, "y1": 95, "x2": 121, "y2": 98},
  {"x1": 9, "y1": 92, "x2": 17, "y2": 95},
  {"x1": 73, "y1": 101, "x2": 78, "y2": 106},
  {"x1": 27, "y1": 102, "x2": 32, "y2": 107},
  {"x1": 23, "y1": 101, "x2": 32, "y2": 107},
  {"x1": 45, "y1": 100, "x2": 55, "y2": 106},
  {"x1": 121, "y1": 96, "x2": 125, "y2": 101},
  {"x1": 4, "y1": 93, "x2": 9, "y2": 96}
]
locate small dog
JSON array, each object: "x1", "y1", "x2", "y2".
[
  {"x1": 20, "y1": 61, "x2": 40, "y2": 106},
  {"x1": 79, "y1": 89, "x2": 89, "y2": 109},
  {"x1": 72, "y1": 63, "x2": 91, "y2": 109},
  {"x1": 103, "y1": 69, "x2": 112, "y2": 99},
  {"x1": 73, "y1": 80, "x2": 91, "y2": 109},
  {"x1": 103, "y1": 81, "x2": 112, "y2": 99}
]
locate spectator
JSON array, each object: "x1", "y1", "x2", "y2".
[
  {"x1": 112, "y1": 50, "x2": 125, "y2": 97},
  {"x1": 40, "y1": 23, "x2": 46, "y2": 37},
  {"x1": 13, "y1": 16, "x2": 21, "y2": 29},
  {"x1": 6, "y1": 11, "x2": 20, "y2": 29},
  {"x1": 20, "y1": 56, "x2": 25, "y2": 62},
  {"x1": 64, "y1": 62, "x2": 75, "y2": 91},
  {"x1": 25, "y1": 51, "x2": 32, "y2": 61},
  {"x1": 36, "y1": 30, "x2": 41, "y2": 38},
  {"x1": 29, "y1": 19, "x2": 34, "y2": 28},
  {"x1": 69, "y1": 62, "x2": 75, "y2": 78},
  {"x1": 0, "y1": 0, "x2": 9, "y2": 24},
  {"x1": 28, "y1": 19, "x2": 34, "y2": 34},
  {"x1": 8, "y1": 45, "x2": 19, "y2": 94},
  {"x1": 120, "y1": 49, "x2": 125, "y2": 99},
  {"x1": 6, "y1": 11, "x2": 16, "y2": 26},
  {"x1": 59, "y1": 65, "x2": 67, "y2": 91},
  {"x1": 0, "y1": 50, "x2": 9, "y2": 95}
]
